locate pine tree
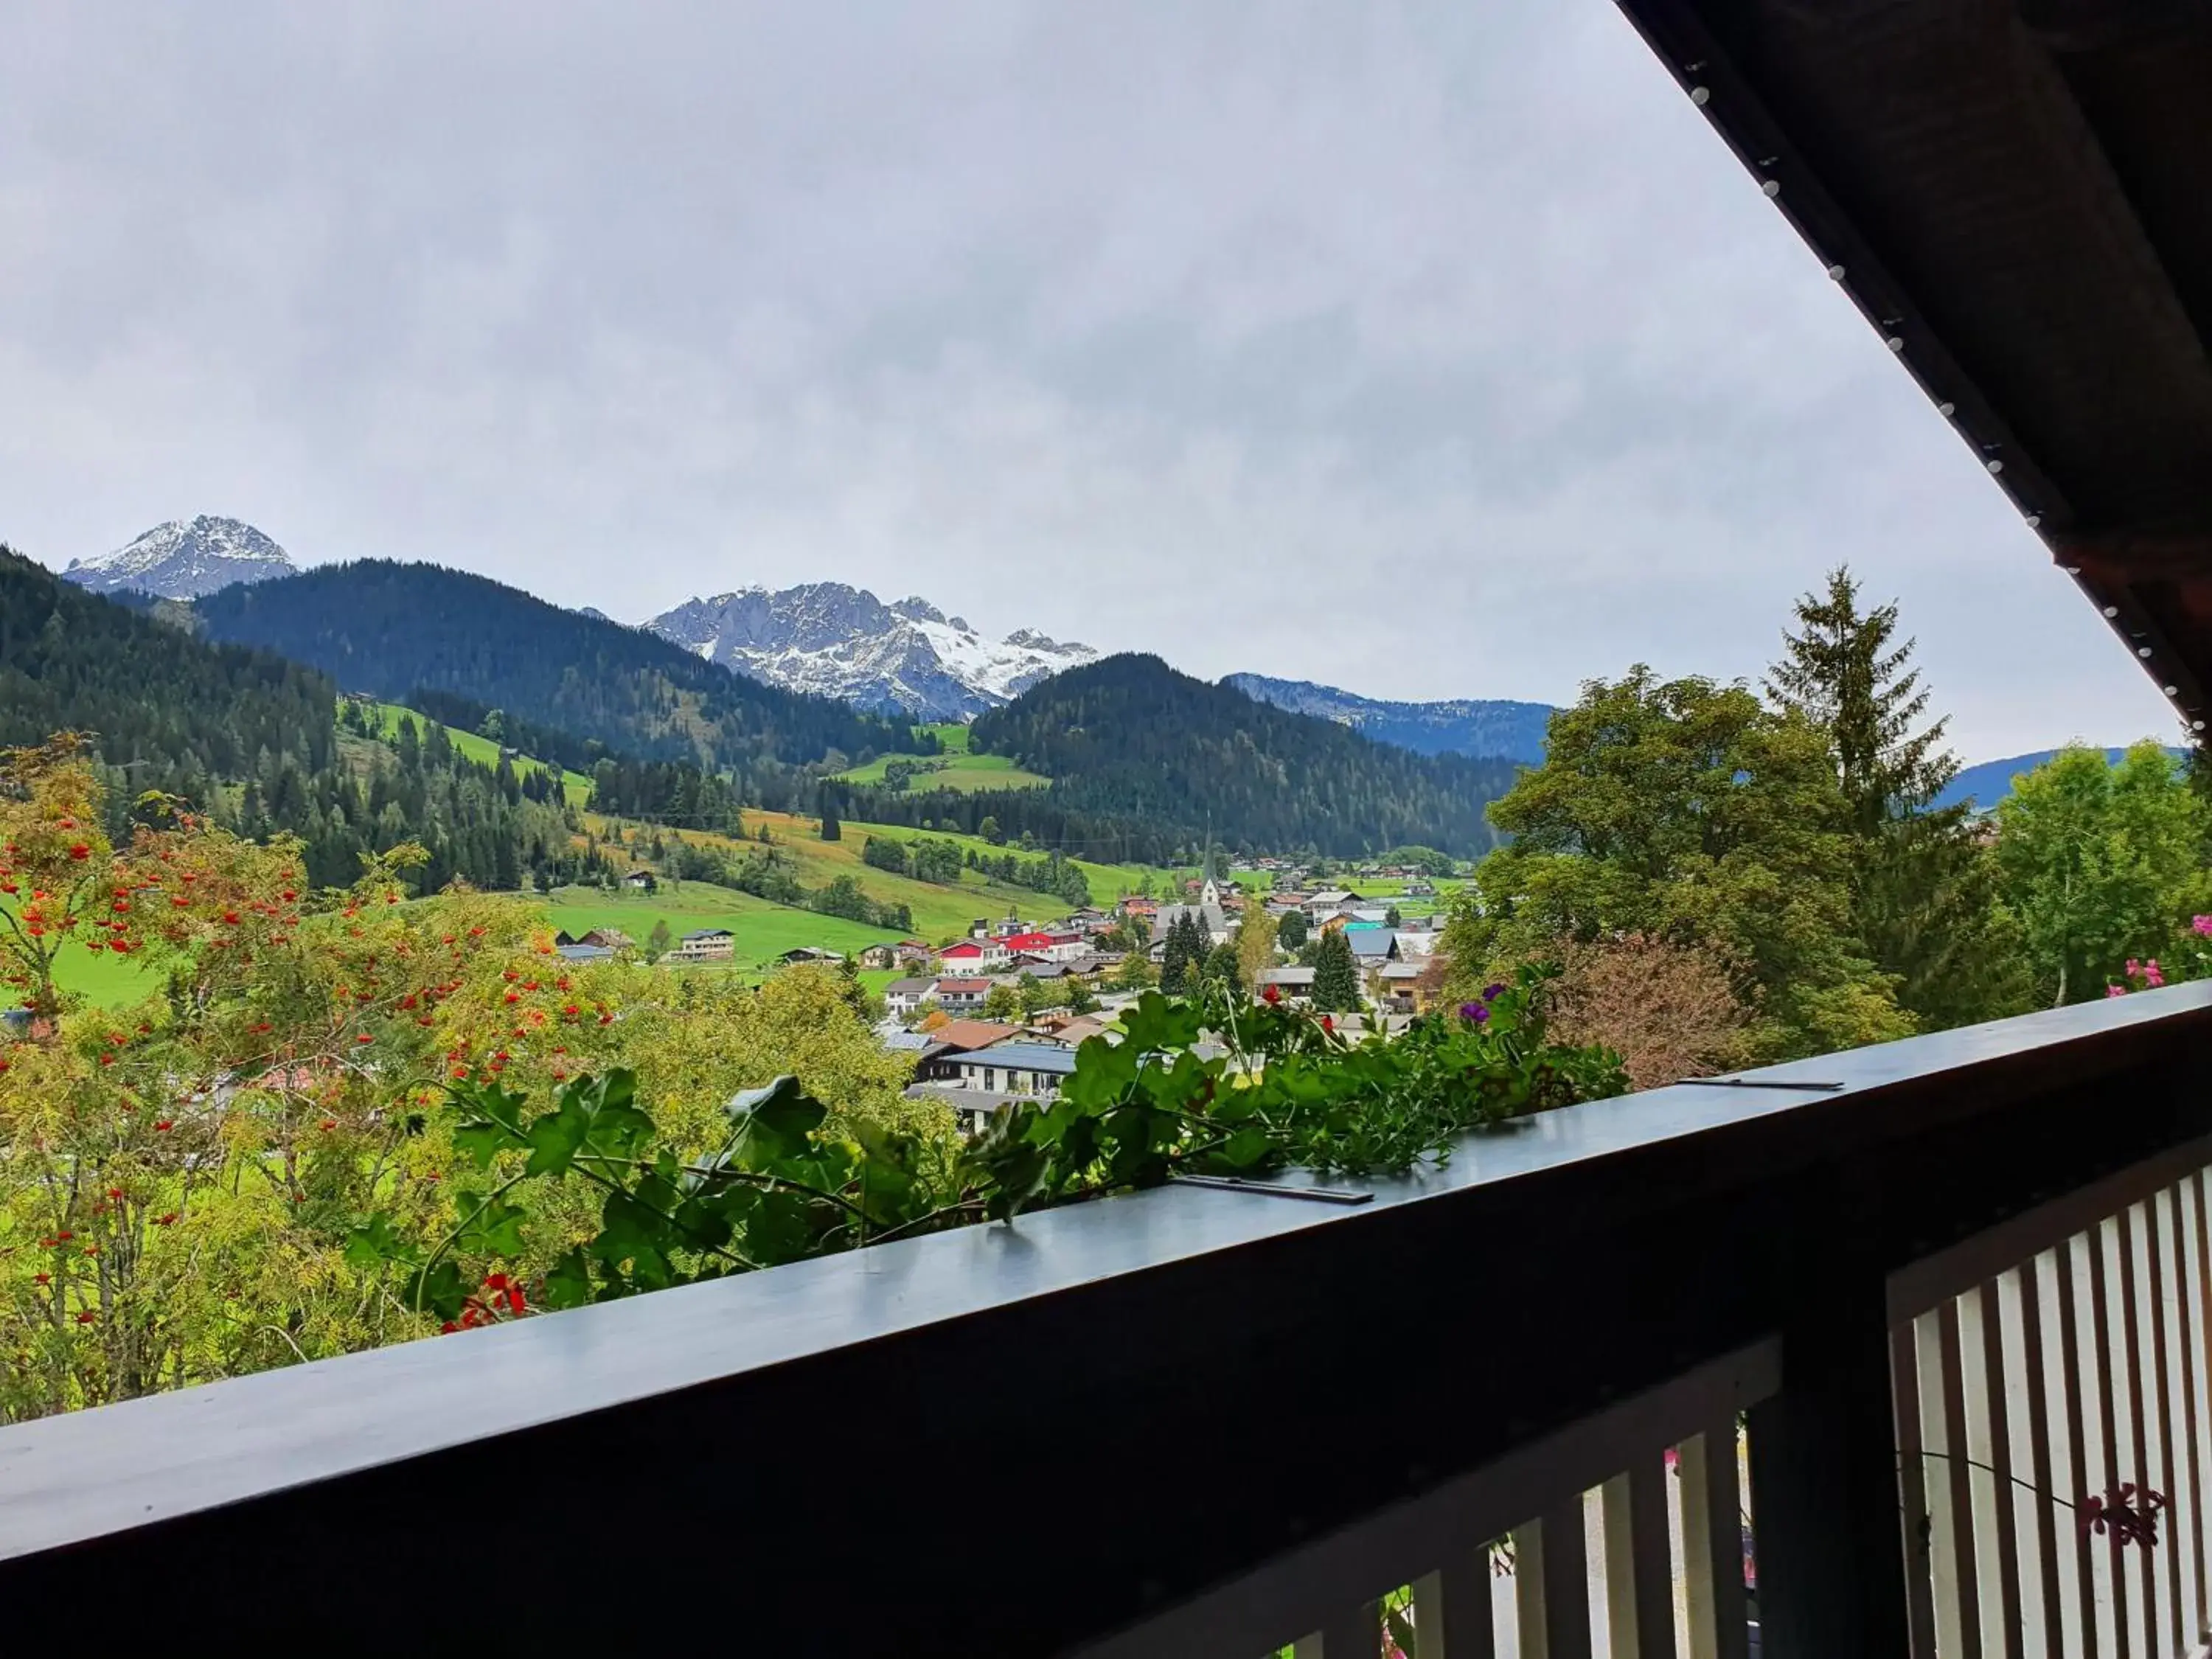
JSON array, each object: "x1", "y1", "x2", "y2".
[
  {"x1": 1767, "y1": 568, "x2": 2024, "y2": 1028},
  {"x1": 819, "y1": 795, "x2": 842, "y2": 842},
  {"x1": 1311, "y1": 927, "x2": 1360, "y2": 1012}
]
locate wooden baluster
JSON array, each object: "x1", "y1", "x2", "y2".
[
  {"x1": 1677, "y1": 1423, "x2": 1749, "y2": 1659},
  {"x1": 1510, "y1": 1506, "x2": 1593, "y2": 1659},
  {"x1": 1514, "y1": 1522, "x2": 1551, "y2": 1659},
  {"x1": 2118, "y1": 1206, "x2": 2156, "y2": 1655},
  {"x1": 2185, "y1": 1175, "x2": 2212, "y2": 1645},
  {"x1": 2147, "y1": 1190, "x2": 2184, "y2": 1649},
  {"x1": 1291, "y1": 1599, "x2": 1377, "y2": 1658},
  {"x1": 1892, "y1": 1319, "x2": 1940, "y2": 1656},
  {"x1": 1973, "y1": 1279, "x2": 2025, "y2": 1657},
  {"x1": 1599, "y1": 1461, "x2": 1677, "y2": 1659},
  {"x1": 1937, "y1": 1298, "x2": 1987, "y2": 1658},
  {"x1": 2014, "y1": 1252, "x2": 2066, "y2": 1652},
  {"x1": 1412, "y1": 1557, "x2": 1495, "y2": 1659},
  {"x1": 2090, "y1": 1215, "x2": 2131, "y2": 1659},
  {"x1": 2057, "y1": 1231, "x2": 2103, "y2": 1659}
]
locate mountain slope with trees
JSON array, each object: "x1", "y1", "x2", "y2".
[
  {"x1": 189, "y1": 561, "x2": 917, "y2": 785},
  {"x1": 1, "y1": 549, "x2": 605, "y2": 893},
  {"x1": 967, "y1": 654, "x2": 1520, "y2": 857}
]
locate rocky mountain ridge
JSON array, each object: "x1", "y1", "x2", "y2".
[
  {"x1": 647, "y1": 582, "x2": 1096, "y2": 720},
  {"x1": 63, "y1": 515, "x2": 297, "y2": 599}
]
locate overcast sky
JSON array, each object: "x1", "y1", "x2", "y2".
[{"x1": 1, "y1": 1, "x2": 2180, "y2": 759}]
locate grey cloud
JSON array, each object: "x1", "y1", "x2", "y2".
[{"x1": 0, "y1": 0, "x2": 2177, "y2": 756}]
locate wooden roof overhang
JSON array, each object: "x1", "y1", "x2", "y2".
[{"x1": 1613, "y1": 0, "x2": 2212, "y2": 731}]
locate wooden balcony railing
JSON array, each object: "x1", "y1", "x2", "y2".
[{"x1": 4, "y1": 986, "x2": 2211, "y2": 1655}]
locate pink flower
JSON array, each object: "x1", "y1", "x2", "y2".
[
  {"x1": 2145, "y1": 960, "x2": 2166, "y2": 988},
  {"x1": 2126, "y1": 958, "x2": 2142, "y2": 978},
  {"x1": 2194, "y1": 915, "x2": 2212, "y2": 938},
  {"x1": 2108, "y1": 984, "x2": 2129, "y2": 999}
]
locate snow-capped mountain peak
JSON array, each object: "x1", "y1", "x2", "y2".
[
  {"x1": 64, "y1": 516, "x2": 296, "y2": 599},
  {"x1": 645, "y1": 582, "x2": 1096, "y2": 720}
]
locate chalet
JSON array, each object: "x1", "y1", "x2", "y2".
[
  {"x1": 1258, "y1": 965, "x2": 1316, "y2": 1004},
  {"x1": 1374, "y1": 961, "x2": 1426, "y2": 1012},
  {"x1": 667, "y1": 928, "x2": 734, "y2": 964},
  {"x1": 580, "y1": 928, "x2": 633, "y2": 951},
  {"x1": 931, "y1": 978, "x2": 995, "y2": 1015},
  {"x1": 1026, "y1": 1011, "x2": 1111, "y2": 1048},
  {"x1": 1343, "y1": 926, "x2": 1399, "y2": 967},
  {"x1": 937, "y1": 938, "x2": 1011, "y2": 971},
  {"x1": 910, "y1": 1020, "x2": 1024, "y2": 1083},
  {"x1": 1302, "y1": 890, "x2": 1362, "y2": 920},
  {"x1": 622, "y1": 870, "x2": 655, "y2": 891},
  {"x1": 1009, "y1": 959, "x2": 1071, "y2": 982},
  {"x1": 901, "y1": 1083, "x2": 1015, "y2": 1138},
  {"x1": 883, "y1": 978, "x2": 935, "y2": 1017},
  {"x1": 555, "y1": 942, "x2": 615, "y2": 964},
  {"x1": 860, "y1": 940, "x2": 933, "y2": 971},
  {"x1": 776, "y1": 947, "x2": 844, "y2": 966},
  {"x1": 939, "y1": 1042, "x2": 1079, "y2": 1099},
  {"x1": 1002, "y1": 930, "x2": 1088, "y2": 962}
]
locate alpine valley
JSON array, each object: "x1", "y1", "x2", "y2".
[{"x1": 645, "y1": 583, "x2": 1097, "y2": 722}]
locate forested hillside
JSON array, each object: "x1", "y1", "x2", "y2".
[
  {"x1": 1, "y1": 547, "x2": 339, "y2": 808},
  {"x1": 968, "y1": 654, "x2": 1520, "y2": 856},
  {"x1": 1, "y1": 549, "x2": 602, "y2": 891},
  {"x1": 190, "y1": 561, "x2": 916, "y2": 789}
]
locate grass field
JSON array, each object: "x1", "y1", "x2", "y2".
[
  {"x1": 535, "y1": 884, "x2": 903, "y2": 971},
  {"x1": 835, "y1": 722, "x2": 1048, "y2": 792},
  {"x1": 585, "y1": 813, "x2": 1009, "y2": 941},
  {"x1": 358, "y1": 700, "x2": 596, "y2": 808},
  {"x1": 838, "y1": 816, "x2": 1164, "y2": 903}
]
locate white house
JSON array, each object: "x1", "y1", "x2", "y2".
[{"x1": 884, "y1": 977, "x2": 935, "y2": 1017}]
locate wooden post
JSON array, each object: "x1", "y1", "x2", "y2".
[{"x1": 1748, "y1": 1226, "x2": 1915, "y2": 1658}]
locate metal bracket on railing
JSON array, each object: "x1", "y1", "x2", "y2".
[{"x1": 1170, "y1": 1175, "x2": 1374, "y2": 1206}]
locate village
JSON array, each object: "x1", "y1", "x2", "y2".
[{"x1": 550, "y1": 860, "x2": 1456, "y2": 1138}]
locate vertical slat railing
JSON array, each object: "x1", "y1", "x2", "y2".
[
  {"x1": 1071, "y1": 1344, "x2": 1775, "y2": 1659},
  {"x1": 1888, "y1": 1144, "x2": 2212, "y2": 1659}
]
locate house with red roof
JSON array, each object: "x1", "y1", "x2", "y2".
[{"x1": 936, "y1": 938, "x2": 1009, "y2": 970}]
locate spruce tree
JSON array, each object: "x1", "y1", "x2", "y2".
[
  {"x1": 1311, "y1": 927, "x2": 1360, "y2": 1012},
  {"x1": 819, "y1": 793, "x2": 842, "y2": 842},
  {"x1": 1159, "y1": 910, "x2": 1199, "y2": 997},
  {"x1": 1767, "y1": 567, "x2": 2024, "y2": 1028}
]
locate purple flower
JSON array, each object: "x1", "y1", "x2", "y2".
[
  {"x1": 1458, "y1": 1001, "x2": 1490, "y2": 1024},
  {"x1": 1481, "y1": 983, "x2": 1506, "y2": 1001}
]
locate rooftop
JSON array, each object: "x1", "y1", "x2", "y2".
[{"x1": 950, "y1": 1042, "x2": 1080, "y2": 1075}]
